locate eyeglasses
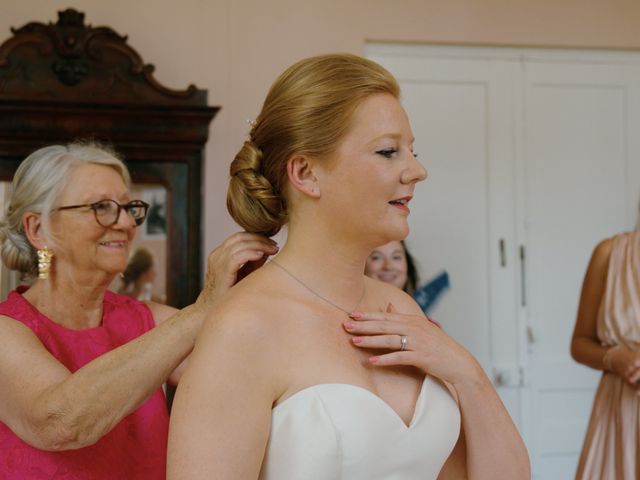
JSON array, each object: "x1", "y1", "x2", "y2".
[{"x1": 55, "y1": 199, "x2": 150, "y2": 227}]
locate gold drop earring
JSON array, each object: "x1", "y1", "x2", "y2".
[{"x1": 37, "y1": 246, "x2": 54, "y2": 279}]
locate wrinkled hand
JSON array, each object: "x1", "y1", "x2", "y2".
[
  {"x1": 609, "y1": 346, "x2": 640, "y2": 391},
  {"x1": 343, "y1": 303, "x2": 482, "y2": 386},
  {"x1": 196, "y1": 232, "x2": 278, "y2": 307}
]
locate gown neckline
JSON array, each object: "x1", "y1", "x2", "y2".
[{"x1": 272, "y1": 375, "x2": 430, "y2": 430}]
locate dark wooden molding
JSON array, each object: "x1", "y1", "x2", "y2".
[
  {"x1": 0, "y1": 8, "x2": 205, "y2": 105},
  {"x1": 0, "y1": 9, "x2": 219, "y2": 308}
]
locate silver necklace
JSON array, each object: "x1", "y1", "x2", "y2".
[{"x1": 270, "y1": 259, "x2": 365, "y2": 315}]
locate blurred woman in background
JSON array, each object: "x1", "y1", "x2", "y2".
[
  {"x1": 571, "y1": 230, "x2": 640, "y2": 479},
  {"x1": 119, "y1": 246, "x2": 164, "y2": 302},
  {"x1": 366, "y1": 239, "x2": 449, "y2": 315}
]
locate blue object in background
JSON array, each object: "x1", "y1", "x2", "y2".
[{"x1": 413, "y1": 271, "x2": 450, "y2": 315}]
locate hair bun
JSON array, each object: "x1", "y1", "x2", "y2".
[
  {"x1": 0, "y1": 218, "x2": 36, "y2": 276},
  {"x1": 227, "y1": 141, "x2": 285, "y2": 237},
  {"x1": 226, "y1": 54, "x2": 399, "y2": 238}
]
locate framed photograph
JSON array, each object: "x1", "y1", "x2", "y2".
[{"x1": 139, "y1": 185, "x2": 167, "y2": 240}]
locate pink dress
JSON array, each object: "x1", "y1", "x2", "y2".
[
  {"x1": 576, "y1": 232, "x2": 640, "y2": 480},
  {"x1": 0, "y1": 288, "x2": 169, "y2": 479}
]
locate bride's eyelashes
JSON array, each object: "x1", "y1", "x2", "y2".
[
  {"x1": 376, "y1": 148, "x2": 398, "y2": 158},
  {"x1": 375, "y1": 148, "x2": 419, "y2": 159}
]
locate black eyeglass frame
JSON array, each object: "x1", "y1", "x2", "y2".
[{"x1": 55, "y1": 199, "x2": 150, "y2": 227}]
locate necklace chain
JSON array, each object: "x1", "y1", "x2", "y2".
[{"x1": 270, "y1": 259, "x2": 365, "y2": 315}]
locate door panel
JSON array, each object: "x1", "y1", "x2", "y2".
[
  {"x1": 368, "y1": 47, "x2": 523, "y2": 427},
  {"x1": 524, "y1": 62, "x2": 632, "y2": 479},
  {"x1": 368, "y1": 43, "x2": 640, "y2": 480}
]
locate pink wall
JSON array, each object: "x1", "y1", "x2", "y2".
[{"x1": 4, "y1": 0, "x2": 640, "y2": 271}]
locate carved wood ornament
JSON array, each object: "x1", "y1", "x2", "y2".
[{"x1": 0, "y1": 9, "x2": 219, "y2": 307}]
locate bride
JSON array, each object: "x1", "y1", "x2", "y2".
[{"x1": 167, "y1": 53, "x2": 529, "y2": 479}]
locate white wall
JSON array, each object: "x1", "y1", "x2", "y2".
[{"x1": 3, "y1": 0, "x2": 640, "y2": 260}]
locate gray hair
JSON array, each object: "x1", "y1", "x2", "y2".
[{"x1": 0, "y1": 142, "x2": 130, "y2": 276}]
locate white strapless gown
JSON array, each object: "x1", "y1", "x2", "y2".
[{"x1": 259, "y1": 375, "x2": 461, "y2": 479}]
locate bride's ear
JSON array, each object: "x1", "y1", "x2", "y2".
[{"x1": 286, "y1": 154, "x2": 321, "y2": 198}]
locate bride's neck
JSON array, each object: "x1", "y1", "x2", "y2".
[{"x1": 274, "y1": 227, "x2": 370, "y2": 310}]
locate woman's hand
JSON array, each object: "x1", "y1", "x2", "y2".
[
  {"x1": 197, "y1": 233, "x2": 278, "y2": 307},
  {"x1": 345, "y1": 303, "x2": 530, "y2": 478},
  {"x1": 344, "y1": 303, "x2": 482, "y2": 386},
  {"x1": 607, "y1": 346, "x2": 640, "y2": 390}
]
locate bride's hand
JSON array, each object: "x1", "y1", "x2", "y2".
[{"x1": 343, "y1": 303, "x2": 482, "y2": 386}]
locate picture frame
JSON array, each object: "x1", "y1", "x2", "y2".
[{"x1": 139, "y1": 185, "x2": 167, "y2": 240}]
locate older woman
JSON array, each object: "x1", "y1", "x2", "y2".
[
  {"x1": 168, "y1": 54, "x2": 529, "y2": 479},
  {"x1": 0, "y1": 142, "x2": 277, "y2": 479}
]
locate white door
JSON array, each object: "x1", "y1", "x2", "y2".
[
  {"x1": 367, "y1": 44, "x2": 640, "y2": 480},
  {"x1": 521, "y1": 54, "x2": 640, "y2": 479},
  {"x1": 367, "y1": 44, "x2": 525, "y2": 429}
]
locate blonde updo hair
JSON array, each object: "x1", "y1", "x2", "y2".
[
  {"x1": 0, "y1": 142, "x2": 130, "y2": 277},
  {"x1": 227, "y1": 53, "x2": 400, "y2": 237}
]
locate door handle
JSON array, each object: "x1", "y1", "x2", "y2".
[
  {"x1": 519, "y1": 245, "x2": 526, "y2": 307},
  {"x1": 527, "y1": 325, "x2": 535, "y2": 344},
  {"x1": 499, "y1": 238, "x2": 506, "y2": 267}
]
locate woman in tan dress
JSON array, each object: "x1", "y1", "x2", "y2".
[{"x1": 571, "y1": 231, "x2": 640, "y2": 479}]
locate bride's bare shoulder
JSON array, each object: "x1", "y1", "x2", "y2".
[
  {"x1": 187, "y1": 266, "x2": 291, "y2": 401},
  {"x1": 201, "y1": 266, "x2": 290, "y2": 342},
  {"x1": 363, "y1": 275, "x2": 424, "y2": 316}
]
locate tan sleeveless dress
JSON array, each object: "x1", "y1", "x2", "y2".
[{"x1": 576, "y1": 231, "x2": 640, "y2": 480}]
